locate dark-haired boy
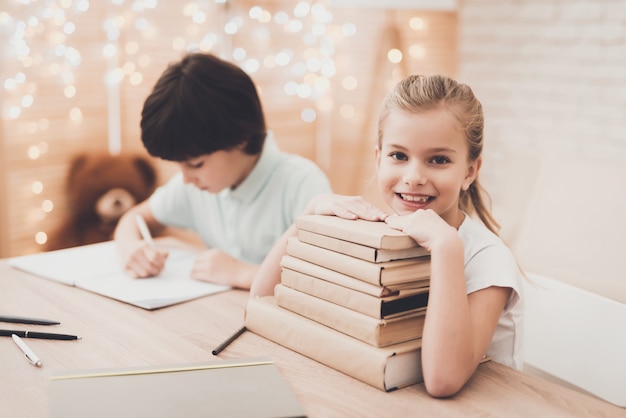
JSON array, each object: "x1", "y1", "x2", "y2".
[{"x1": 114, "y1": 52, "x2": 331, "y2": 289}]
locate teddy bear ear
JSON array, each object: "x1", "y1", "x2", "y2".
[
  {"x1": 133, "y1": 156, "x2": 157, "y2": 189},
  {"x1": 66, "y1": 153, "x2": 89, "y2": 188}
]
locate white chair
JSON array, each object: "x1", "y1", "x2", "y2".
[{"x1": 522, "y1": 273, "x2": 626, "y2": 407}]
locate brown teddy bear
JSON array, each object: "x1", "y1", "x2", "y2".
[{"x1": 45, "y1": 153, "x2": 157, "y2": 251}]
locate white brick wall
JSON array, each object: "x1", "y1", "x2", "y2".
[
  {"x1": 458, "y1": 0, "x2": 626, "y2": 302},
  {"x1": 459, "y1": 0, "x2": 626, "y2": 158}
]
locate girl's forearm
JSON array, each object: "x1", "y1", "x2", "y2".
[
  {"x1": 249, "y1": 224, "x2": 298, "y2": 298},
  {"x1": 421, "y1": 236, "x2": 476, "y2": 396}
]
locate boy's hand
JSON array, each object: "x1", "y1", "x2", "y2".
[
  {"x1": 304, "y1": 194, "x2": 389, "y2": 221},
  {"x1": 120, "y1": 241, "x2": 168, "y2": 278},
  {"x1": 191, "y1": 249, "x2": 257, "y2": 289}
]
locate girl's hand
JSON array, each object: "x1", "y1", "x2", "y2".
[
  {"x1": 385, "y1": 209, "x2": 458, "y2": 252},
  {"x1": 304, "y1": 194, "x2": 389, "y2": 221}
]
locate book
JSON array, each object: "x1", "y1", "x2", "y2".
[
  {"x1": 274, "y1": 284, "x2": 425, "y2": 347},
  {"x1": 286, "y1": 237, "x2": 430, "y2": 287},
  {"x1": 295, "y1": 214, "x2": 419, "y2": 250},
  {"x1": 280, "y1": 255, "x2": 429, "y2": 295},
  {"x1": 281, "y1": 267, "x2": 429, "y2": 319},
  {"x1": 245, "y1": 296, "x2": 423, "y2": 392},
  {"x1": 298, "y1": 229, "x2": 429, "y2": 262},
  {"x1": 50, "y1": 357, "x2": 306, "y2": 418},
  {"x1": 8, "y1": 241, "x2": 229, "y2": 309}
]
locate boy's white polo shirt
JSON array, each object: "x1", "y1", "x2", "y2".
[{"x1": 149, "y1": 132, "x2": 331, "y2": 264}]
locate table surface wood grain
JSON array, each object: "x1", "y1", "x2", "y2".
[{"x1": 1, "y1": 257, "x2": 624, "y2": 418}]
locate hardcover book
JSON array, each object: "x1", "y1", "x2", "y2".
[
  {"x1": 286, "y1": 237, "x2": 430, "y2": 287},
  {"x1": 280, "y1": 267, "x2": 429, "y2": 319},
  {"x1": 295, "y1": 214, "x2": 420, "y2": 250},
  {"x1": 280, "y1": 255, "x2": 429, "y2": 296},
  {"x1": 245, "y1": 296, "x2": 423, "y2": 392},
  {"x1": 297, "y1": 229, "x2": 429, "y2": 262},
  {"x1": 275, "y1": 284, "x2": 425, "y2": 347}
]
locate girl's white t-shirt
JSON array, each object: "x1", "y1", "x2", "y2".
[{"x1": 458, "y1": 215, "x2": 524, "y2": 370}]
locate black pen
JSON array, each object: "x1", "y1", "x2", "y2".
[
  {"x1": 212, "y1": 326, "x2": 246, "y2": 355},
  {"x1": 0, "y1": 315, "x2": 60, "y2": 326},
  {"x1": 0, "y1": 329, "x2": 81, "y2": 340}
]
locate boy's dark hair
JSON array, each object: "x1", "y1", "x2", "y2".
[{"x1": 140, "y1": 52, "x2": 267, "y2": 161}]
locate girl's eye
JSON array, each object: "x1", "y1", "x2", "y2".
[
  {"x1": 430, "y1": 156, "x2": 450, "y2": 165},
  {"x1": 188, "y1": 161, "x2": 204, "y2": 169},
  {"x1": 389, "y1": 151, "x2": 408, "y2": 161}
]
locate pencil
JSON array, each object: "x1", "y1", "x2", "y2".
[
  {"x1": 134, "y1": 214, "x2": 155, "y2": 247},
  {"x1": 212, "y1": 326, "x2": 247, "y2": 355}
]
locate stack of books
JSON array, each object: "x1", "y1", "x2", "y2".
[{"x1": 246, "y1": 214, "x2": 431, "y2": 392}]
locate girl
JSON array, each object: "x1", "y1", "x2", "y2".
[{"x1": 250, "y1": 74, "x2": 523, "y2": 398}]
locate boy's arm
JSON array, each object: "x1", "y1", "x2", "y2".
[{"x1": 190, "y1": 249, "x2": 259, "y2": 289}]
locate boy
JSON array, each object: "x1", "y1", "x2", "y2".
[{"x1": 114, "y1": 52, "x2": 331, "y2": 289}]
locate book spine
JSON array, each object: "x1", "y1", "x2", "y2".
[
  {"x1": 297, "y1": 229, "x2": 378, "y2": 262},
  {"x1": 298, "y1": 229, "x2": 429, "y2": 263},
  {"x1": 244, "y1": 296, "x2": 389, "y2": 391},
  {"x1": 275, "y1": 284, "x2": 424, "y2": 347},
  {"x1": 276, "y1": 284, "x2": 383, "y2": 346},
  {"x1": 280, "y1": 255, "x2": 389, "y2": 297},
  {"x1": 281, "y1": 268, "x2": 384, "y2": 318},
  {"x1": 286, "y1": 237, "x2": 383, "y2": 285}
]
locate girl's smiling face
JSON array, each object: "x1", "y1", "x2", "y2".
[{"x1": 376, "y1": 108, "x2": 480, "y2": 228}]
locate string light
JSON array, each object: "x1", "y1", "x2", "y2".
[
  {"x1": 387, "y1": 48, "x2": 403, "y2": 64},
  {"x1": 301, "y1": 108, "x2": 316, "y2": 123},
  {"x1": 3, "y1": 1, "x2": 356, "y2": 122},
  {"x1": 409, "y1": 16, "x2": 425, "y2": 30},
  {"x1": 1, "y1": 1, "x2": 354, "y2": 250},
  {"x1": 2, "y1": 1, "x2": 429, "y2": 251}
]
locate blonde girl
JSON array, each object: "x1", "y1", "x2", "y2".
[{"x1": 250, "y1": 74, "x2": 523, "y2": 398}]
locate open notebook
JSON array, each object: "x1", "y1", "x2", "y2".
[{"x1": 9, "y1": 241, "x2": 229, "y2": 309}]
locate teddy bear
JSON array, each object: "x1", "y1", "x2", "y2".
[{"x1": 45, "y1": 152, "x2": 157, "y2": 251}]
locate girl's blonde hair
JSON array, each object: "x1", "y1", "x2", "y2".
[{"x1": 377, "y1": 74, "x2": 500, "y2": 235}]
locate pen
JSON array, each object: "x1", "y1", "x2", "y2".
[
  {"x1": 212, "y1": 326, "x2": 247, "y2": 355},
  {"x1": 12, "y1": 334, "x2": 42, "y2": 367},
  {"x1": 0, "y1": 315, "x2": 60, "y2": 326},
  {"x1": 135, "y1": 213, "x2": 155, "y2": 247},
  {"x1": 1, "y1": 329, "x2": 81, "y2": 340}
]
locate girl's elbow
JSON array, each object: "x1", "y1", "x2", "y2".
[
  {"x1": 423, "y1": 372, "x2": 467, "y2": 398},
  {"x1": 424, "y1": 380, "x2": 463, "y2": 398},
  {"x1": 421, "y1": 351, "x2": 478, "y2": 397}
]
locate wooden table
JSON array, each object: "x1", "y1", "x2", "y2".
[{"x1": 1, "y1": 259, "x2": 624, "y2": 418}]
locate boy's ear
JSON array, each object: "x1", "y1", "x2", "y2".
[{"x1": 462, "y1": 157, "x2": 482, "y2": 191}]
